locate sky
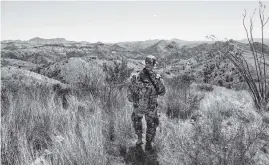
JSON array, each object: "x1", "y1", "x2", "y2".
[{"x1": 1, "y1": 1, "x2": 269, "y2": 43}]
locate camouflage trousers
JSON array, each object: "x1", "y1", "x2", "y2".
[{"x1": 131, "y1": 107, "x2": 159, "y2": 142}]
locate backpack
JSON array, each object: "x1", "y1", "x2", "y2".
[{"x1": 129, "y1": 70, "x2": 158, "y2": 109}]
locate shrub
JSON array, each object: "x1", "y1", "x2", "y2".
[
  {"x1": 165, "y1": 74, "x2": 196, "y2": 119},
  {"x1": 75, "y1": 61, "x2": 105, "y2": 98}
]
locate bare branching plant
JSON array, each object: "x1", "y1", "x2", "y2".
[
  {"x1": 225, "y1": 2, "x2": 269, "y2": 110},
  {"x1": 206, "y1": 2, "x2": 268, "y2": 110}
]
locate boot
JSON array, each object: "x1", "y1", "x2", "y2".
[
  {"x1": 145, "y1": 134, "x2": 154, "y2": 151},
  {"x1": 146, "y1": 134, "x2": 155, "y2": 143},
  {"x1": 145, "y1": 141, "x2": 153, "y2": 151},
  {"x1": 136, "y1": 134, "x2": 143, "y2": 145}
]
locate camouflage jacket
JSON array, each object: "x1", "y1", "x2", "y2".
[{"x1": 127, "y1": 68, "x2": 166, "y2": 109}]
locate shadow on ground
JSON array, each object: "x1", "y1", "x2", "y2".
[{"x1": 123, "y1": 145, "x2": 159, "y2": 165}]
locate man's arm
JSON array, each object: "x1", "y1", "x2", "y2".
[
  {"x1": 127, "y1": 83, "x2": 134, "y2": 102},
  {"x1": 148, "y1": 71, "x2": 166, "y2": 96},
  {"x1": 127, "y1": 75, "x2": 135, "y2": 102},
  {"x1": 156, "y1": 74, "x2": 166, "y2": 96},
  {"x1": 127, "y1": 74, "x2": 140, "y2": 102}
]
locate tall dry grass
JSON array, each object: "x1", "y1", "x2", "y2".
[
  {"x1": 156, "y1": 84, "x2": 268, "y2": 165},
  {"x1": 1, "y1": 85, "x2": 107, "y2": 165},
  {"x1": 1, "y1": 58, "x2": 140, "y2": 165},
  {"x1": 102, "y1": 87, "x2": 136, "y2": 164},
  {"x1": 163, "y1": 75, "x2": 199, "y2": 119}
]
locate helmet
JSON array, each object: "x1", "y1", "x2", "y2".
[{"x1": 145, "y1": 55, "x2": 157, "y2": 66}]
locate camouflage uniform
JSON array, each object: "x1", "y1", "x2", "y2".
[{"x1": 128, "y1": 67, "x2": 166, "y2": 143}]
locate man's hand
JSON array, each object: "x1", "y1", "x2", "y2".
[
  {"x1": 145, "y1": 70, "x2": 166, "y2": 96},
  {"x1": 155, "y1": 73, "x2": 166, "y2": 96}
]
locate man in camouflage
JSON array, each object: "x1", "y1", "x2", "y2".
[{"x1": 127, "y1": 55, "x2": 166, "y2": 149}]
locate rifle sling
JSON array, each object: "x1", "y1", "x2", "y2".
[{"x1": 143, "y1": 69, "x2": 159, "y2": 94}]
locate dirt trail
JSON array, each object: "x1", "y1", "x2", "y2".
[
  {"x1": 119, "y1": 113, "x2": 168, "y2": 165},
  {"x1": 122, "y1": 144, "x2": 159, "y2": 165}
]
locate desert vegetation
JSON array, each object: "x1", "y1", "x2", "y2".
[
  {"x1": 1, "y1": 62, "x2": 133, "y2": 165},
  {"x1": 1, "y1": 2, "x2": 269, "y2": 165}
]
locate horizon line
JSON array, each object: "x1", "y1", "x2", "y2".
[{"x1": 2, "y1": 37, "x2": 268, "y2": 43}]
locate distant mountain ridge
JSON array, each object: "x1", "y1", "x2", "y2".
[
  {"x1": 2, "y1": 37, "x2": 269, "y2": 46},
  {"x1": 238, "y1": 38, "x2": 269, "y2": 46},
  {"x1": 141, "y1": 40, "x2": 180, "y2": 58},
  {"x1": 1, "y1": 37, "x2": 91, "y2": 45},
  {"x1": 1, "y1": 37, "x2": 268, "y2": 65},
  {"x1": 117, "y1": 39, "x2": 160, "y2": 50},
  {"x1": 29, "y1": 37, "x2": 68, "y2": 45}
]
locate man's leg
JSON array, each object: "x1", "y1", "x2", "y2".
[
  {"x1": 131, "y1": 112, "x2": 143, "y2": 145},
  {"x1": 145, "y1": 110, "x2": 159, "y2": 149}
]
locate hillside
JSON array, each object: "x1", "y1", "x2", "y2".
[
  {"x1": 2, "y1": 38, "x2": 269, "y2": 90},
  {"x1": 142, "y1": 40, "x2": 180, "y2": 58},
  {"x1": 1, "y1": 41, "x2": 147, "y2": 65},
  {"x1": 162, "y1": 40, "x2": 269, "y2": 89},
  {"x1": 239, "y1": 38, "x2": 269, "y2": 46},
  {"x1": 117, "y1": 38, "x2": 213, "y2": 51},
  {"x1": 1, "y1": 66, "x2": 67, "y2": 89},
  {"x1": 39, "y1": 57, "x2": 105, "y2": 84},
  {"x1": 1, "y1": 58, "x2": 38, "y2": 70},
  {"x1": 28, "y1": 37, "x2": 69, "y2": 45},
  {"x1": 117, "y1": 39, "x2": 160, "y2": 50}
]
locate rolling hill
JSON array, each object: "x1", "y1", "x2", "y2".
[
  {"x1": 1, "y1": 37, "x2": 269, "y2": 90},
  {"x1": 239, "y1": 38, "x2": 269, "y2": 46},
  {"x1": 1, "y1": 66, "x2": 67, "y2": 90}
]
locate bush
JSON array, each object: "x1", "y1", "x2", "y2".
[
  {"x1": 75, "y1": 61, "x2": 105, "y2": 97},
  {"x1": 103, "y1": 58, "x2": 133, "y2": 85},
  {"x1": 165, "y1": 74, "x2": 197, "y2": 119},
  {"x1": 101, "y1": 58, "x2": 133, "y2": 141}
]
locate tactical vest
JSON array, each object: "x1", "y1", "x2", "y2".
[{"x1": 131, "y1": 72, "x2": 158, "y2": 110}]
